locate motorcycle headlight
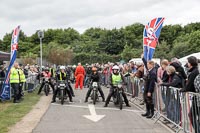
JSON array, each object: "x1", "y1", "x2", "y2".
[{"x1": 118, "y1": 84, "x2": 122, "y2": 88}]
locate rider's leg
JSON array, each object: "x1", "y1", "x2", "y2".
[
  {"x1": 68, "y1": 82, "x2": 75, "y2": 97},
  {"x1": 98, "y1": 83, "x2": 105, "y2": 101},
  {"x1": 52, "y1": 87, "x2": 59, "y2": 102},
  {"x1": 104, "y1": 87, "x2": 114, "y2": 107},
  {"x1": 122, "y1": 90, "x2": 131, "y2": 107},
  {"x1": 38, "y1": 82, "x2": 44, "y2": 94},
  {"x1": 85, "y1": 85, "x2": 92, "y2": 102},
  {"x1": 66, "y1": 87, "x2": 73, "y2": 102}
]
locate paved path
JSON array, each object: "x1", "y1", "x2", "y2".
[
  {"x1": 33, "y1": 86, "x2": 171, "y2": 133},
  {"x1": 8, "y1": 93, "x2": 52, "y2": 133}
]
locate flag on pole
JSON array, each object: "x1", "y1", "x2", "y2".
[
  {"x1": 143, "y1": 18, "x2": 165, "y2": 61},
  {"x1": 0, "y1": 25, "x2": 20, "y2": 100}
]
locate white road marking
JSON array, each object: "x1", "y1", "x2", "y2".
[
  {"x1": 51, "y1": 103, "x2": 143, "y2": 113},
  {"x1": 83, "y1": 104, "x2": 105, "y2": 122}
]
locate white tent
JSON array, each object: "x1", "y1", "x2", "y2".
[
  {"x1": 129, "y1": 58, "x2": 160, "y2": 65},
  {"x1": 178, "y1": 52, "x2": 200, "y2": 65}
]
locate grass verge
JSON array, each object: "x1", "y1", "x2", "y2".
[{"x1": 0, "y1": 90, "x2": 40, "y2": 133}]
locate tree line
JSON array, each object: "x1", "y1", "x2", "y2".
[{"x1": 0, "y1": 22, "x2": 199, "y2": 65}]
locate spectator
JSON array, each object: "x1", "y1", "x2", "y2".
[{"x1": 157, "y1": 59, "x2": 168, "y2": 84}]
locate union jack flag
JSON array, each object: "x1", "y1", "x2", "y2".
[
  {"x1": 143, "y1": 18, "x2": 165, "y2": 61},
  {"x1": 0, "y1": 26, "x2": 20, "y2": 100}
]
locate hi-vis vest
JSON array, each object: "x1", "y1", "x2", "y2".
[
  {"x1": 10, "y1": 67, "x2": 20, "y2": 83},
  {"x1": 112, "y1": 73, "x2": 122, "y2": 85},
  {"x1": 59, "y1": 72, "x2": 66, "y2": 81},
  {"x1": 50, "y1": 68, "x2": 56, "y2": 77},
  {"x1": 19, "y1": 69, "x2": 26, "y2": 82}
]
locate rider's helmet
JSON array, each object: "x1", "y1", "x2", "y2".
[
  {"x1": 45, "y1": 67, "x2": 49, "y2": 72},
  {"x1": 112, "y1": 65, "x2": 120, "y2": 70},
  {"x1": 112, "y1": 65, "x2": 120, "y2": 73},
  {"x1": 60, "y1": 66, "x2": 65, "y2": 70}
]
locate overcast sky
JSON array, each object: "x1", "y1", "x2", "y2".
[{"x1": 0, "y1": 0, "x2": 199, "y2": 39}]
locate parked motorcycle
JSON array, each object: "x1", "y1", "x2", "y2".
[
  {"x1": 90, "y1": 82, "x2": 99, "y2": 105},
  {"x1": 113, "y1": 82, "x2": 124, "y2": 110},
  {"x1": 44, "y1": 77, "x2": 50, "y2": 96},
  {"x1": 57, "y1": 80, "x2": 68, "y2": 105}
]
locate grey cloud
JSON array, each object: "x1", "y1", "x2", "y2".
[{"x1": 0, "y1": 0, "x2": 199, "y2": 39}]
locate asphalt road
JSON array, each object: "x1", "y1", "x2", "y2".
[{"x1": 33, "y1": 85, "x2": 170, "y2": 133}]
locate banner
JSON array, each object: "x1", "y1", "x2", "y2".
[
  {"x1": 143, "y1": 18, "x2": 165, "y2": 61},
  {"x1": 0, "y1": 26, "x2": 20, "y2": 100}
]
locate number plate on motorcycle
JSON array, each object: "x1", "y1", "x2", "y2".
[{"x1": 92, "y1": 82, "x2": 98, "y2": 87}]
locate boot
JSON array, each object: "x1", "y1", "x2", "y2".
[
  {"x1": 104, "y1": 103, "x2": 108, "y2": 107},
  {"x1": 70, "y1": 99, "x2": 73, "y2": 102},
  {"x1": 104, "y1": 101, "x2": 108, "y2": 107},
  {"x1": 102, "y1": 99, "x2": 105, "y2": 102},
  {"x1": 51, "y1": 100, "x2": 56, "y2": 103},
  {"x1": 146, "y1": 104, "x2": 154, "y2": 118},
  {"x1": 142, "y1": 104, "x2": 150, "y2": 117},
  {"x1": 102, "y1": 97, "x2": 105, "y2": 102},
  {"x1": 84, "y1": 98, "x2": 88, "y2": 102},
  {"x1": 126, "y1": 104, "x2": 131, "y2": 107}
]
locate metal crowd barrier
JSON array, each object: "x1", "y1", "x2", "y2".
[
  {"x1": 124, "y1": 76, "x2": 144, "y2": 103},
  {"x1": 124, "y1": 77, "x2": 200, "y2": 133},
  {"x1": 153, "y1": 85, "x2": 200, "y2": 133},
  {"x1": 24, "y1": 74, "x2": 40, "y2": 92}
]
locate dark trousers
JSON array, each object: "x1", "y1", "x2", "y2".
[
  {"x1": 68, "y1": 82, "x2": 74, "y2": 96},
  {"x1": 19, "y1": 82, "x2": 24, "y2": 100},
  {"x1": 11, "y1": 83, "x2": 19, "y2": 102},
  {"x1": 52, "y1": 86, "x2": 72, "y2": 101},
  {"x1": 144, "y1": 89, "x2": 154, "y2": 114},
  {"x1": 105, "y1": 87, "x2": 129, "y2": 105},
  {"x1": 38, "y1": 81, "x2": 55, "y2": 94},
  {"x1": 85, "y1": 82, "x2": 105, "y2": 100}
]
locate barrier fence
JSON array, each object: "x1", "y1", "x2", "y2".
[
  {"x1": 124, "y1": 75, "x2": 200, "y2": 133},
  {"x1": 0, "y1": 75, "x2": 39, "y2": 101}
]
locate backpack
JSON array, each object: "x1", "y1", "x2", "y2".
[{"x1": 194, "y1": 74, "x2": 200, "y2": 93}]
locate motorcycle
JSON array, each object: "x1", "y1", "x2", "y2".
[
  {"x1": 113, "y1": 82, "x2": 124, "y2": 110},
  {"x1": 44, "y1": 77, "x2": 50, "y2": 96},
  {"x1": 57, "y1": 80, "x2": 68, "y2": 105},
  {"x1": 90, "y1": 82, "x2": 99, "y2": 105}
]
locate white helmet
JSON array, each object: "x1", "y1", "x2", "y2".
[
  {"x1": 60, "y1": 66, "x2": 65, "y2": 70},
  {"x1": 112, "y1": 65, "x2": 120, "y2": 70}
]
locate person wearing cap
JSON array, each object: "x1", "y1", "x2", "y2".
[
  {"x1": 104, "y1": 65, "x2": 131, "y2": 107},
  {"x1": 51, "y1": 66, "x2": 73, "y2": 103},
  {"x1": 84, "y1": 66, "x2": 105, "y2": 102},
  {"x1": 10, "y1": 62, "x2": 20, "y2": 103},
  {"x1": 38, "y1": 67, "x2": 55, "y2": 95}
]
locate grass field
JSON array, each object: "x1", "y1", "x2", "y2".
[{"x1": 0, "y1": 91, "x2": 40, "y2": 133}]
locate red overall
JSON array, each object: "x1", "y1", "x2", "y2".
[{"x1": 75, "y1": 65, "x2": 85, "y2": 89}]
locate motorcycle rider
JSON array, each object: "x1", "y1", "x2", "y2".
[
  {"x1": 38, "y1": 67, "x2": 55, "y2": 95},
  {"x1": 84, "y1": 66, "x2": 105, "y2": 102},
  {"x1": 104, "y1": 65, "x2": 131, "y2": 107},
  {"x1": 51, "y1": 66, "x2": 73, "y2": 103}
]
